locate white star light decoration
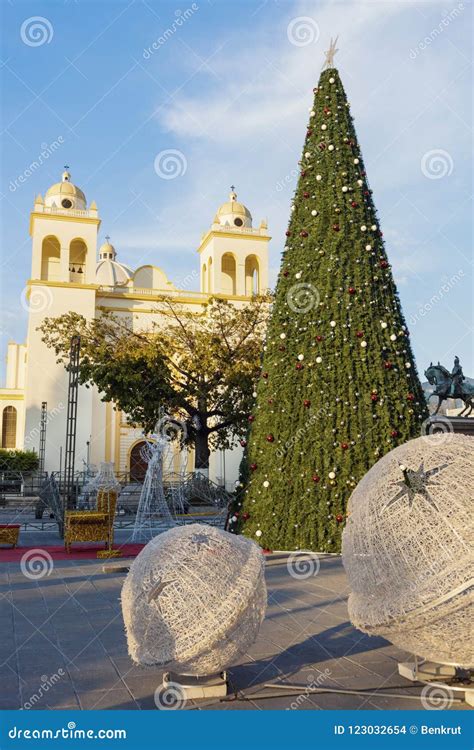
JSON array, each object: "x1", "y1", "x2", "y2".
[
  {"x1": 323, "y1": 36, "x2": 339, "y2": 69},
  {"x1": 385, "y1": 462, "x2": 448, "y2": 511}
]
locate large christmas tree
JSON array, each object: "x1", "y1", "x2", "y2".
[{"x1": 238, "y1": 50, "x2": 428, "y2": 553}]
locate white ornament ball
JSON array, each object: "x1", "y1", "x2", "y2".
[
  {"x1": 390, "y1": 334, "x2": 397, "y2": 341},
  {"x1": 311, "y1": 210, "x2": 318, "y2": 216},
  {"x1": 295, "y1": 271, "x2": 302, "y2": 279},
  {"x1": 316, "y1": 356, "x2": 322, "y2": 364},
  {"x1": 361, "y1": 225, "x2": 367, "y2": 232},
  {"x1": 122, "y1": 524, "x2": 267, "y2": 674},
  {"x1": 342, "y1": 186, "x2": 348, "y2": 192},
  {"x1": 381, "y1": 321, "x2": 388, "y2": 329},
  {"x1": 357, "y1": 179, "x2": 363, "y2": 186},
  {"x1": 371, "y1": 224, "x2": 377, "y2": 231},
  {"x1": 330, "y1": 320, "x2": 336, "y2": 327},
  {"x1": 305, "y1": 151, "x2": 311, "y2": 159},
  {"x1": 316, "y1": 174, "x2": 322, "y2": 181},
  {"x1": 342, "y1": 435, "x2": 474, "y2": 666},
  {"x1": 297, "y1": 354, "x2": 304, "y2": 361},
  {"x1": 328, "y1": 144, "x2": 334, "y2": 151},
  {"x1": 354, "y1": 158, "x2": 359, "y2": 164},
  {"x1": 255, "y1": 529, "x2": 263, "y2": 538},
  {"x1": 328, "y1": 471, "x2": 336, "y2": 480},
  {"x1": 263, "y1": 481, "x2": 270, "y2": 488},
  {"x1": 365, "y1": 244, "x2": 372, "y2": 251},
  {"x1": 405, "y1": 362, "x2": 411, "y2": 369},
  {"x1": 360, "y1": 341, "x2": 367, "y2": 348},
  {"x1": 321, "y1": 124, "x2": 327, "y2": 131},
  {"x1": 280, "y1": 333, "x2": 286, "y2": 339}
]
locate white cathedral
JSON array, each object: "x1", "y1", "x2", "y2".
[{"x1": 0, "y1": 170, "x2": 270, "y2": 487}]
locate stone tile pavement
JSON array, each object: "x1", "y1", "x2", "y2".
[{"x1": 0, "y1": 532, "x2": 469, "y2": 711}]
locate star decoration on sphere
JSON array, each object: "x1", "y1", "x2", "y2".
[
  {"x1": 191, "y1": 532, "x2": 212, "y2": 551},
  {"x1": 385, "y1": 461, "x2": 448, "y2": 511},
  {"x1": 147, "y1": 576, "x2": 175, "y2": 611},
  {"x1": 323, "y1": 36, "x2": 339, "y2": 69}
]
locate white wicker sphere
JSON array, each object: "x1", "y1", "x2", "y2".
[
  {"x1": 121, "y1": 524, "x2": 267, "y2": 675},
  {"x1": 342, "y1": 434, "x2": 474, "y2": 666}
]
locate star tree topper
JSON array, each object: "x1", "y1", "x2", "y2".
[
  {"x1": 323, "y1": 36, "x2": 339, "y2": 69},
  {"x1": 385, "y1": 462, "x2": 448, "y2": 511}
]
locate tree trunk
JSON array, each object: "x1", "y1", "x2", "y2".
[{"x1": 194, "y1": 427, "x2": 210, "y2": 477}]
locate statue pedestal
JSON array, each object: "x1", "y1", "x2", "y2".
[
  {"x1": 424, "y1": 416, "x2": 474, "y2": 437},
  {"x1": 163, "y1": 671, "x2": 228, "y2": 701},
  {"x1": 398, "y1": 660, "x2": 473, "y2": 707}
]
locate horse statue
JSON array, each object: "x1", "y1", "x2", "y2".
[{"x1": 424, "y1": 357, "x2": 474, "y2": 416}]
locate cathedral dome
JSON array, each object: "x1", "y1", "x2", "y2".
[
  {"x1": 96, "y1": 237, "x2": 133, "y2": 287},
  {"x1": 45, "y1": 169, "x2": 86, "y2": 210},
  {"x1": 216, "y1": 188, "x2": 252, "y2": 228}
]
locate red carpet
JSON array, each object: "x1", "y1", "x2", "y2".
[{"x1": 0, "y1": 543, "x2": 145, "y2": 562}]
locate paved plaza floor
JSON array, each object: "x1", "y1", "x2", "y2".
[{"x1": 0, "y1": 530, "x2": 469, "y2": 711}]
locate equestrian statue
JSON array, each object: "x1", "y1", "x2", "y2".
[{"x1": 424, "y1": 356, "x2": 474, "y2": 417}]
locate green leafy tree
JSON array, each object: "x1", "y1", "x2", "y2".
[
  {"x1": 39, "y1": 296, "x2": 267, "y2": 472},
  {"x1": 238, "y1": 66, "x2": 427, "y2": 552}
]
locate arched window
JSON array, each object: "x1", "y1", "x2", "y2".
[
  {"x1": 2, "y1": 406, "x2": 17, "y2": 449},
  {"x1": 245, "y1": 255, "x2": 260, "y2": 295},
  {"x1": 41, "y1": 236, "x2": 60, "y2": 281},
  {"x1": 221, "y1": 253, "x2": 236, "y2": 295},
  {"x1": 208, "y1": 257, "x2": 213, "y2": 293},
  {"x1": 69, "y1": 238, "x2": 87, "y2": 282},
  {"x1": 202, "y1": 263, "x2": 207, "y2": 293}
]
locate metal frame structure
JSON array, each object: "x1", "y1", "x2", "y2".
[
  {"x1": 38, "y1": 401, "x2": 47, "y2": 474},
  {"x1": 62, "y1": 335, "x2": 81, "y2": 517}
]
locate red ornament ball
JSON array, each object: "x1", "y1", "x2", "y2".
[
  {"x1": 248, "y1": 415, "x2": 255, "y2": 423},
  {"x1": 390, "y1": 430, "x2": 399, "y2": 438},
  {"x1": 348, "y1": 287, "x2": 356, "y2": 295},
  {"x1": 240, "y1": 439, "x2": 247, "y2": 447},
  {"x1": 384, "y1": 361, "x2": 393, "y2": 370},
  {"x1": 318, "y1": 142, "x2": 326, "y2": 151},
  {"x1": 303, "y1": 399, "x2": 311, "y2": 408},
  {"x1": 316, "y1": 335, "x2": 324, "y2": 342},
  {"x1": 341, "y1": 442, "x2": 349, "y2": 450},
  {"x1": 312, "y1": 474, "x2": 321, "y2": 483},
  {"x1": 303, "y1": 191, "x2": 310, "y2": 198},
  {"x1": 351, "y1": 201, "x2": 358, "y2": 208},
  {"x1": 266, "y1": 434, "x2": 275, "y2": 443},
  {"x1": 285, "y1": 231, "x2": 291, "y2": 237},
  {"x1": 283, "y1": 270, "x2": 289, "y2": 277},
  {"x1": 336, "y1": 514, "x2": 344, "y2": 523},
  {"x1": 295, "y1": 362, "x2": 303, "y2": 371},
  {"x1": 371, "y1": 393, "x2": 378, "y2": 403},
  {"x1": 250, "y1": 463, "x2": 258, "y2": 471},
  {"x1": 300, "y1": 230, "x2": 308, "y2": 238},
  {"x1": 356, "y1": 331, "x2": 364, "y2": 338},
  {"x1": 267, "y1": 398, "x2": 274, "y2": 404},
  {"x1": 261, "y1": 372, "x2": 269, "y2": 379},
  {"x1": 242, "y1": 512, "x2": 250, "y2": 521},
  {"x1": 332, "y1": 224, "x2": 340, "y2": 232},
  {"x1": 379, "y1": 260, "x2": 389, "y2": 269},
  {"x1": 406, "y1": 393, "x2": 415, "y2": 402}
]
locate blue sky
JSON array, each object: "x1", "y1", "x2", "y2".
[{"x1": 1, "y1": 0, "x2": 472, "y2": 381}]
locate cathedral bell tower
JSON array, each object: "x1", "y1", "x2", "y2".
[
  {"x1": 198, "y1": 188, "x2": 270, "y2": 297},
  {"x1": 24, "y1": 169, "x2": 100, "y2": 471},
  {"x1": 30, "y1": 168, "x2": 99, "y2": 285}
]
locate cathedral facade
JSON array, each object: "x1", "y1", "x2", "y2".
[{"x1": 0, "y1": 171, "x2": 270, "y2": 488}]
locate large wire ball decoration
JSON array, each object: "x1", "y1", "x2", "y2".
[
  {"x1": 342, "y1": 434, "x2": 474, "y2": 666},
  {"x1": 121, "y1": 524, "x2": 267, "y2": 675}
]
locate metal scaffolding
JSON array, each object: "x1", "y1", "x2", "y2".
[{"x1": 63, "y1": 336, "x2": 81, "y2": 517}]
